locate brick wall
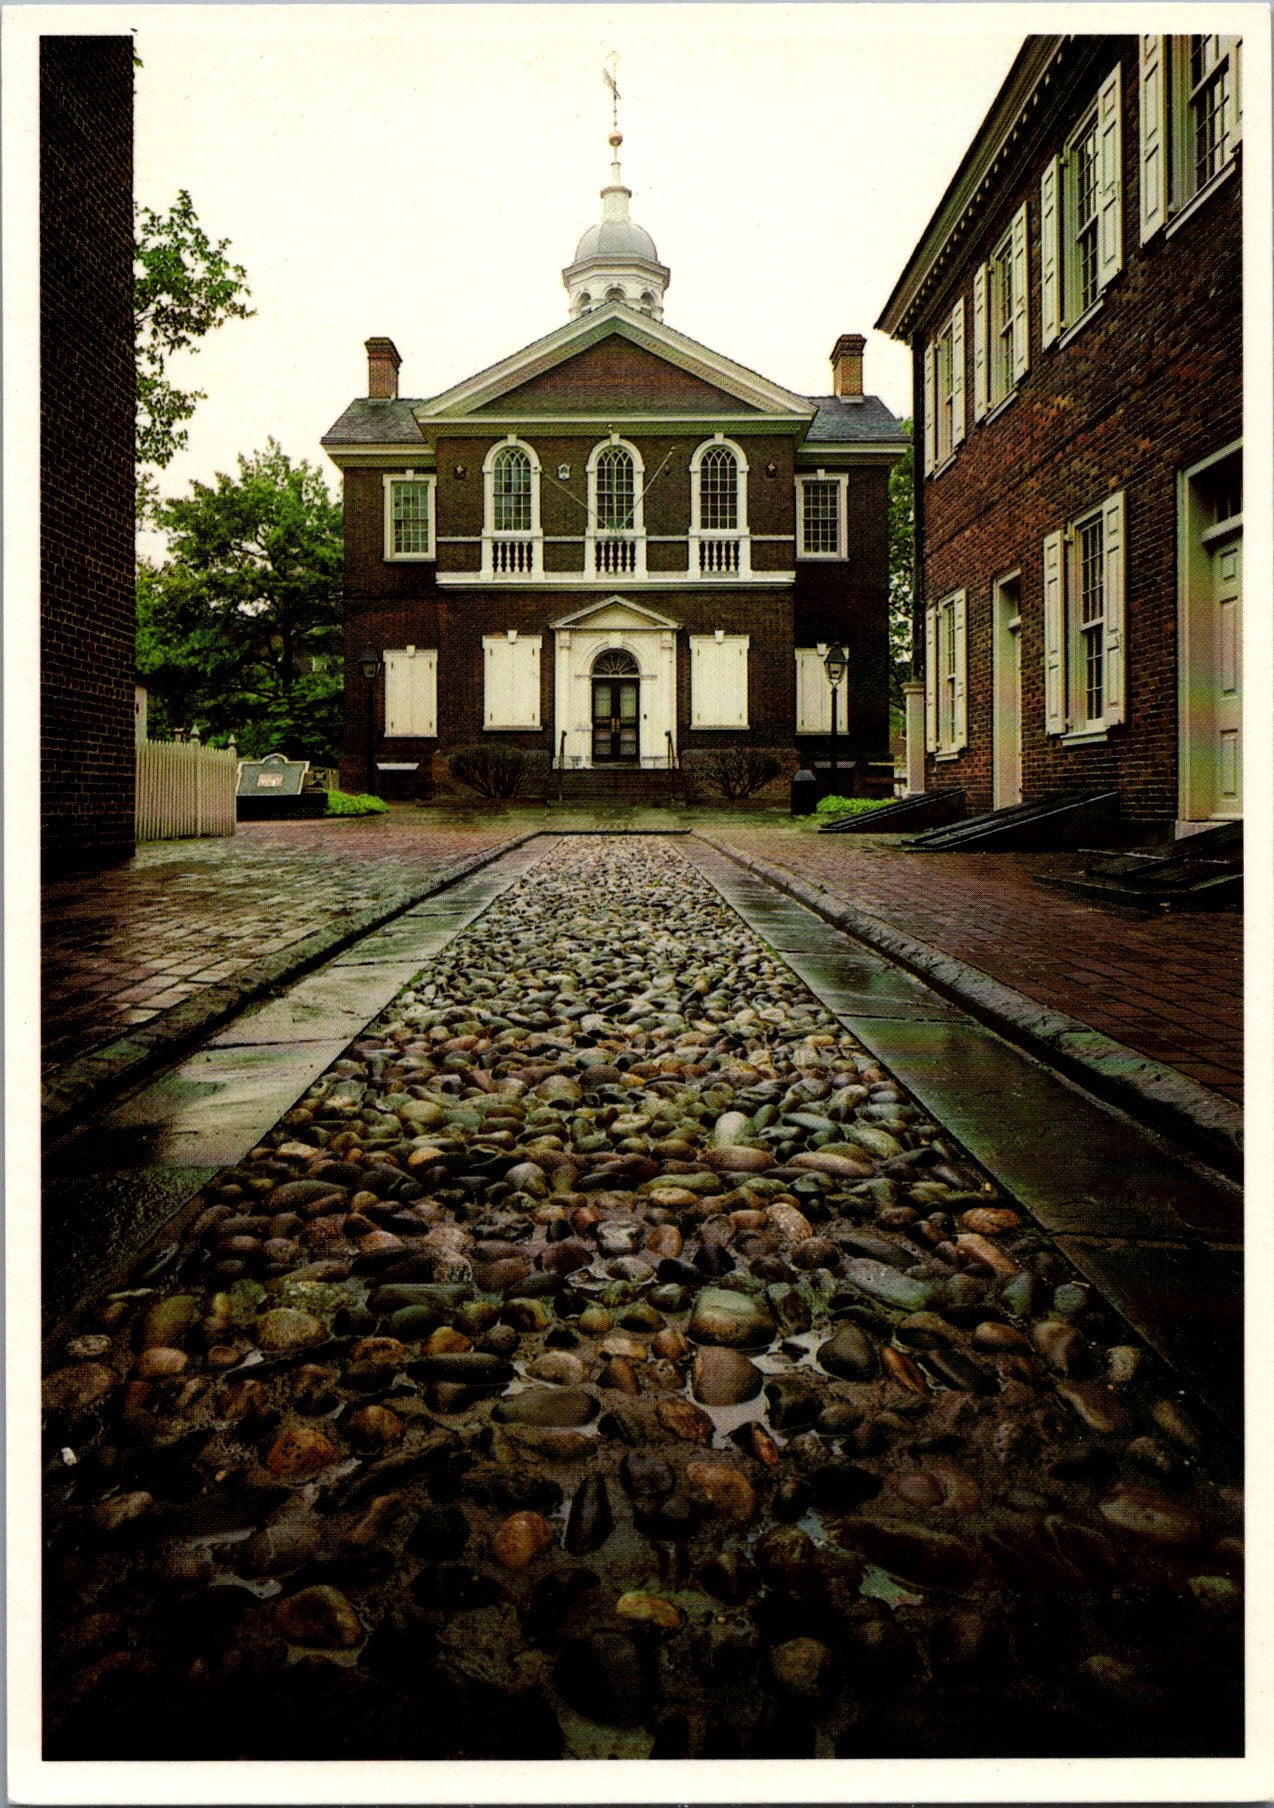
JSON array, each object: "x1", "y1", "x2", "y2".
[
  {"x1": 41, "y1": 37, "x2": 136, "y2": 868},
  {"x1": 913, "y1": 36, "x2": 1241, "y2": 823}
]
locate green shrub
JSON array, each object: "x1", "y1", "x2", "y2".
[
  {"x1": 325, "y1": 789, "x2": 388, "y2": 817},
  {"x1": 814, "y1": 795, "x2": 889, "y2": 817},
  {"x1": 700, "y1": 748, "x2": 782, "y2": 800},
  {"x1": 447, "y1": 743, "x2": 526, "y2": 799}
]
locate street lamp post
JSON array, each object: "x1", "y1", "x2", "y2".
[
  {"x1": 360, "y1": 645, "x2": 383, "y2": 793},
  {"x1": 823, "y1": 642, "x2": 847, "y2": 790}
]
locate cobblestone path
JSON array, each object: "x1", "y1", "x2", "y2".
[{"x1": 42, "y1": 839, "x2": 1242, "y2": 1761}]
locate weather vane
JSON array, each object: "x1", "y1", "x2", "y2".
[{"x1": 603, "y1": 51, "x2": 620, "y2": 135}]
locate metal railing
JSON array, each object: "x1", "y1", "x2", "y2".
[{"x1": 136, "y1": 734, "x2": 237, "y2": 841}]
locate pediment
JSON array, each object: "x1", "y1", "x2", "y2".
[
  {"x1": 550, "y1": 595, "x2": 682, "y2": 633},
  {"x1": 416, "y1": 304, "x2": 814, "y2": 423}
]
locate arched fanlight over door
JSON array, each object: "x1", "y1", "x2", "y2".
[{"x1": 591, "y1": 647, "x2": 640, "y2": 677}]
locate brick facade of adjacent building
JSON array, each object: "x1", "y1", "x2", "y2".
[
  {"x1": 881, "y1": 34, "x2": 1243, "y2": 831},
  {"x1": 41, "y1": 36, "x2": 136, "y2": 867}
]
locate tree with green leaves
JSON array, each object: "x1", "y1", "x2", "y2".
[
  {"x1": 887, "y1": 422, "x2": 915, "y2": 710},
  {"x1": 135, "y1": 189, "x2": 254, "y2": 520},
  {"x1": 137, "y1": 441, "x2": 344, "y2": 760}
]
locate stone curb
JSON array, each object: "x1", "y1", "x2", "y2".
[
  {"x1": 41, "y1": 834, "x2": 537, "y2": 1142},
  {"x1": 694, "y1": 832, "x2": 1243, "y2": 1181}
]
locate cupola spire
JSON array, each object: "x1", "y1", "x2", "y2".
[{"x1": 562, "y1": 55, "x2": 670, "y2": 322}]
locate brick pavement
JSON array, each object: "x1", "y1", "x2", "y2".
[
  {"x1": 41, "y1": 815, "x2": 514, "y2": 1080},
  {"x1": 708, "y1": 825, "x2": 1244, "y2": 1105}
]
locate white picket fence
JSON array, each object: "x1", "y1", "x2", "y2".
[{"x1": 136, "y1": 736, "x2": 238, "y2": 841}]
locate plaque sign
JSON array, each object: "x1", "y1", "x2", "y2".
[{"x1": 236, "y1": 753, "x2": 311, "y2": 797}]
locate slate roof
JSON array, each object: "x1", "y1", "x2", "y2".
[
  {"x1": 322, "y1": 398, "x2": 428, "y2": 447},
  {"x1": 802, "y1": 395, "x2": 909, "y2": 443}
]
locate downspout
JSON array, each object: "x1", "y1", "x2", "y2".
[{"x1": 901, "y1": 332, "x2": 928, "y2": 795}]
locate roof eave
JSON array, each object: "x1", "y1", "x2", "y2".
[{"x1": 877, "y1": 35, "x2": 1065, "y2": 340}]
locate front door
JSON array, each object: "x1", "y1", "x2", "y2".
[
  {"x1": 592, "y1": 676, "x2": 640, "y2": 762},
  {"x1": 1208, "y1": 532, "x2": 1242, "y2": 816}
]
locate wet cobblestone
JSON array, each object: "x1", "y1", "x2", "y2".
[{"x1": 42, "y1": 838, "x2": 1242, "y2": 1761}]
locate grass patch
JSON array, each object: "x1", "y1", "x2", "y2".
[
  {"x1": 813, "y1": 795, "x2": 890, "y2": 819},
  {"x1": 325, "y1": 790, "x2": 388, "y2": 817}
]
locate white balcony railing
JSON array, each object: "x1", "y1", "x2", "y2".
[
  {"x1": 485, "y1": 534, "x2": 540, "y2": 577},
  {"x1": 592, "y1": 533, "x2": 641, "y2": 577},
  {"x1": 694, "y1": 533, "x2": 748, "y2": 576}
]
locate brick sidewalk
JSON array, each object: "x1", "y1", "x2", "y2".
[
  {"x1": 708, "y1": 825, "x2": 1244, "y2": 1105},
  {"x1": 41, "y1": 814, "x2": 515, "y2": 1080}
]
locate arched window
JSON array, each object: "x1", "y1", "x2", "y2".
[
  {"x1": 699, "y1": 445, "x2": 740, "y2": 531},
  {"x1": 689, "y1": 438, "x2": 750, "y2": 577},
  {"x1": 595, "y1": 445, "x2": 635, "y2": 531},
  {"x1": 639, "y1": 291, "x2": 656, "y2": 313},
  {"x1": 605, "y1": 285, "x2": 625, "y2": 302},
  {"x1": 591, "y1": 647, "x2": 640, "y2": 676},
  {"x1": 492, "y1": 445, "x2": 532, "y2": 533},
  {"x1": 586, "y1": 438, "x2": 647, "y2": 577}
]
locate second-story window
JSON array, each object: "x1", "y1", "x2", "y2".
[
  {"x1": 483, "y1": 439, "x2": 542, "y2": 577},
  {"x1": 587, "y1": 439, "x2": 646, "y2": 577},
  {"x1": 973, "y1": 204, "x2": 1029, "y2": 420},
  {"x1": 1140, "y1": 36, "x2": 1242, "y2": 241},
  {"x1": 493, "y1": 446, "x2": 532, "y2": 533},
  {"x1": 699, "y1": 445, "x2": 739, "y2": 531},
  {"x1": 1042, "y1": 65, "x2": 1122, "y2": 348},
  {"x1": 796, "y1": 474, "x2": 847, "y2": 559},
  {"x1": 923, "y1": 299, "x2": 965, "y2": 476},
  {"x1": 384, "y1": 474, "x2": 435, "y2": 561},
  {"x1": 690, "y1": 439, "x2": 750, "y2": 576}
]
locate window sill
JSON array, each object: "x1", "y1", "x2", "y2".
[
  {"x1": 984, "y1": 389, "x2": 1018, "y2": 425},
  {"x1": 693, "y1": 722, "x2": 751, "y2": 732},
  {"x1": 385, "y1": 552, "x2": 436, "y2": 563},
  {"x1": 797, "y1": 551, "x2": 848, "y2": 562},
  {"x1": 1059, "y1": 727, "x2": 1108, "y2": 747},
  {"x1": 929, "y1": 452, "x2": 958, "y2": 481},
  {"x1": 933, "y1": 749, "x2": 963, "y2": 762},
  {"x1": 484, "y1": 724, "x2": 541, "y2": 733},
  {"x1": 1057, "y1": 295, "x2": 1105, "y2": 352},
  {"x1": 1164, "y1": 158, "x2": 1238, "y2": 241}
]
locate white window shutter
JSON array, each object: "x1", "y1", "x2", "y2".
[
  {"x1": 795, "y1": 648, "x2": 831, "y2": 734},
  {"x1": 924, "y1": 605, "x2": 937, "y2": 752},
  {"x1": 1011, "y1": 204, "x2": 1030, "y2": 378},
  {"x1": 1042, "y1": 531, "x2": 1065, "y2": 733},
  {"x1": 1098, "y1": 63, "x2": 1123, "y2": 290},
  {"x1": 972, "y1": 265, "x2": 988, "y2": 421},
  {"x1": 483, "y1": 634, "x2": 541, "y2": 729},
  {"x1": 1139, "y1": 36, "x2": 1168, "y2": 242},
  {"x1": 1101, "y1": 490, "x2": 1126, "y2": 725},
  {"x1": 952, "y1": 591, "x2": 968, "y2": 750},
  {"x1": 384, "y1": 648, "x2": 437, "y2": 738},
  {"x1": 691, "y1": 634, "x2": 749, "y2": 729},
  {"x1": 1229, "y1": 38, "x2": 1242, "y2": 148},
  {"x1": 922, "y1": 342, "x2": 936, "y2": 475},
  {"x1": 950, "y1": 299, "x2": 966, "y2": 447},
  {"x1": 1040, "y1": 158, "x2": 1060, "y2": 348}
]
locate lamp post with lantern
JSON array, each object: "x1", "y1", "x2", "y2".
[
  {"x1": 823, "y1": 641, "x2": 847, "y2": 790},
  {"x1": 359, "y1": 645, "x2": 383, "y2": 793}
]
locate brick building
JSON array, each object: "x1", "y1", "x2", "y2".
[
  {"x1": 879, "y1": 33, "x2": 1242, "y2": 834},
  {"x1": 323, "y1": 128, "x2": 906, "y2": 798},
  {"x1": 41, "y1": 36, "x2": 136, "y2": 867}
]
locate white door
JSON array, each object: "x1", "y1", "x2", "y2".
[
  {"x1": 992, "y1": 578, "x2": 1023, "y2": 809},
  {"x1": 1209, "y1": 532, "x2": 1242, "y2": 817}
]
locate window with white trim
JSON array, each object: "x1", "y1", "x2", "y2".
[
  {"x1": 796, "y1": 474, "x2": 847, "y2": 559},
  {"x1": 482, "y1": 632, "x2": 542, "y2": 730},
  {"x1": 690, "y1": 632, "x2": 749, "y2": 728},
  {"x1": 794, "y1": 646, "x2": 834, "y2": 732},
  {"x1": 689, "y1": 439, "x2": 750, "y2": 576},
  {"x1": 383, "y1": 647, "x2": 437, "y2": 737},
  {"x1": 384, "y1": 475, "x2": 435, "y2": 560},
  {"x1": 922, "y1": 299, "x2": 965, "y2": 476},
  {"x1": 974, "y1": 205, "x2": 1029, "y2": 419},
  {"x1": 1042, "y1": 66, "x2": 1122, "y2": 348},
  {"x1": 586, "y1": 437, "x2": 646, "y2": 577},
  {"x1": 482, "y1": 440, "x2": 542, "y2": 577},
  {"x1": 924, "y1": 590, "x2": 967, "y2": 756},
  {"x1": 1043, "y1": 491, "x2": 1126, "y2": 737},
  {"x1": 1140, "y1": 36, "x2": 1242, "y2": 242}
]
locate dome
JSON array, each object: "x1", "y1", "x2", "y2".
[{"x1": 573, "y1": 216, "x2": 661, "y2": 265}]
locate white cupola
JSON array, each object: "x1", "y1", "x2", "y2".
[{"x1": 563, "y1": 126, "x2": 669, "y2": 321}]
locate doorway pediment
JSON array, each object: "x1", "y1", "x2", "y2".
[{"x1": 549, "y1": 595, "x2": 682, "y2": 634}]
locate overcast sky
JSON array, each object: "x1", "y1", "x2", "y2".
[{"x1": 111, "y1": 3, "x2": 1026, "y2": 520}]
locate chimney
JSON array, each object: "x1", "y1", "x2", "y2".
[
  {"x1": 365, "y1": 337, "x2": 401, "y2": 400},
  {"x1": 830, "y1": 332, "x2": 866, "y2": 399}
]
